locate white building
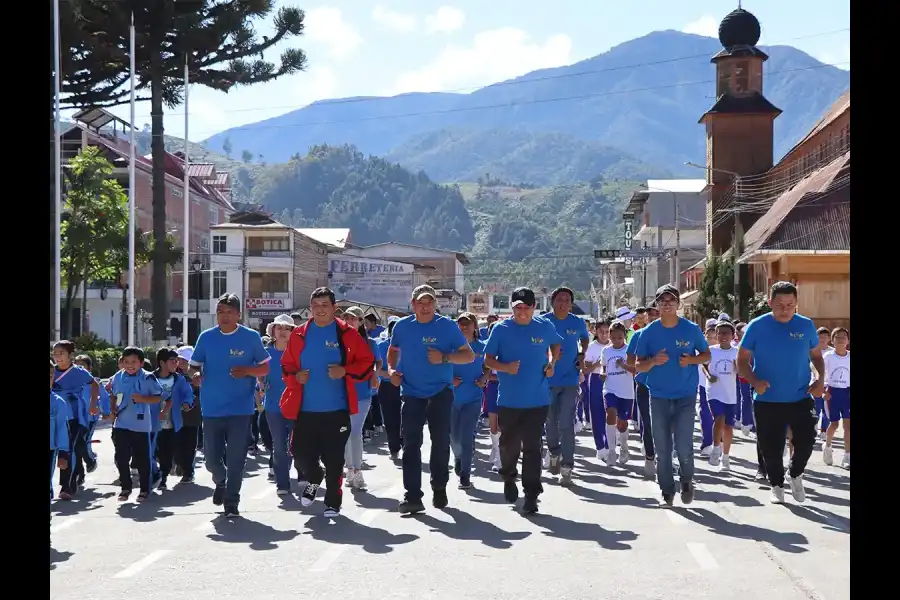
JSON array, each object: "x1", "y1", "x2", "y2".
[{"x1": 343, "y1": 242, "x2": 468, "y2": 297}]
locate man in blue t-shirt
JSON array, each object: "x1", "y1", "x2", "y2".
[
  {"x1": 484, "y1": 287, "x2": 563, "y2": 514},
  {"x1": 738, "y1": 281, "x2": 824, "y2": 505},
  {"x1": 189, "y1": 293, "x2": 271, "y2": 518},
  {"x1": 388, "y1": 285, "x2": 475, "y2": 515},
  {"x1": 635, "y1": 284, "x2": 710, "y2": 507},
  {"x1": 543, "y1": 287, "x2": 590, "y2": 484}
]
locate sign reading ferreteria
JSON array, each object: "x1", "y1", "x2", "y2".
[{"x1": 327, "y1": 254, "x2": 415, "y2": 311}]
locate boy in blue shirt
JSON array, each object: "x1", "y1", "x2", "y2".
[
  {"x1": 153, "y1": 347, "x2": 195, "y2": 491},
  {"x1": 52, "y1": 340, "x2": 99, "y2": 499},
  {"x1": 110, "y1": 347, "x2": 163, "y2": 502},
  {"x1": 738, "y1": 281, "x2": 824, "y2": 504},
  {"x1": 50, "y1": 360, "x2": 69, "y2": 547},
  {"x1": 635, "y1": 284, "x2": 710, "y2": 507},
  {"x1": 75, "y1": 355, "x2": 110, "y2": 480},
  {"x1": 484, "y1": 287, "x2": 563, "y2": 514}
]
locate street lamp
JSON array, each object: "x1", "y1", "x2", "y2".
[{"x1": 191, "y1": 258, "x2": 203, "y2": 343}]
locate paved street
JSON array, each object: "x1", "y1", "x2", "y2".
[{"x1": 51, "y1": 420, "x2": 849, "y2": 600}]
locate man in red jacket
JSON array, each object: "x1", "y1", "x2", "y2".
[{"x1": 280, "y1": 287, "x2": 375, "y2": 517}]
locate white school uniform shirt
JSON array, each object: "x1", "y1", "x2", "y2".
[
  {"x1": 600, "y1": 344, "x2": 635, "y2": 400},
  {"x1": 823, "y1": 349, "x2": 850, "y2": 388},
  {"x1": 584, "y1": 340, "x2": 606, "y2": 375},
  {"x1": 707, "y1": 345, "x2": 738, "y2": 404}
]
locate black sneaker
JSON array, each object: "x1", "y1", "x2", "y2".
[
  {"x1": 458, "y1": 475, "x2": 471, "y2": 490},
  {"x1": 323, "y1": 506, "x2": 340, "y2": 518},
  {"x1": 454, "y1": 459, "x2": 462, "y2": 477},
  {"x1": 398, "y1": 498, "x2": 426, "y2": 515},
  {"x1": 659, "y1": 493, "x2": 675, "y2": 507},
  {"x1": 213, "y1": 486, "x2": 225, "y2": 506},
  {"x1": 503, "y1": 481, "x2": 519, "y2": 503},
  {"x1": 224, "y1": 505, "x2": 240, "y2": 518},
  {"x1": 85, "y1": 460, "x2": 98, "y2": 474},
  {"x1": 179, "y1": 474, "x2": 195, "y2": 485},
  {"x1": 300, "y1": 483, "x2": 320, "y2": 507},
  {"x1": 522, "y1": 495, "x2": 539, "y2": 514},
  {"x1": 432, "y1": 488, "x2": 448, "y2": 509},
  {"x1": 158, "y1": 479, "x2": 168, "y2": 491},
  {"x1": 680, "y1": 481, "x2": 695, "y2": 505}
]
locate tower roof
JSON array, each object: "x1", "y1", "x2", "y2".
[{"x1": 718, "y1": 7, "x2": 761, "y2": 49}]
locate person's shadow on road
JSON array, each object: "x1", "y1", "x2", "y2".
[
  {"x1": 49, "y1": 547, "x2": 73, "y2": 571},
  {"x1": 416, "y1": 507, "x2": 531, "y2": 549},
  {"x1": 673, "y1": 507, "x2": 809, "y2": 553},
  {"x1": 533, "y1": 514, "x2": 638, "y2": 550},
  {"x1": 116, "y1": 502, "x2": 175, "y2": 522},
  {"x1": 302, "y1": 515, "x2": 418, "y2": 554},
  {"x1": 207, "y1": 516, "x2": 299, "y2": 550},
  {"x1": 52, "y1": 488, "x2": 115, "y2": 517}
]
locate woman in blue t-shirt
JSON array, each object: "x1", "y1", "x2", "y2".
[{"x1": 450, "y1": 313, "x2": 487, "y2": 489}]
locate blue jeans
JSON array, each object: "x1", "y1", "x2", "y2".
[
  {"x1": 345, "y1": 399, "x2": 371, "y2": 469},
  {"x1": 203, "y1": 415, "x2": 253, "y2": 506},
  {"x1": 265, "y1": 409, "x2": 294, "y2": 490},
  {"x1": 649, "y1": 395, "x2": 696, "y2": 496},
  {"x1": 546, "y1": 385, "x2": 578, "y2": 467},
  {"x1": 401, "y1": 387, "x2": 453, "y2": 502},
  {"x1": 450, "y1": 400, "x2": 483, "y2": 476}
]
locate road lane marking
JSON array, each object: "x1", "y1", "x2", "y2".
[
  {"x1": 50, "y1": 518, "x2": 82, "y2": 534},
  {"x1": 686, "y1": 542, "x2": 719, "y2": 570},
  {"x1": 308, "y1": 484, "x2": 403, "y2": 573},
  {"x1": 113, "y1": 550, "x2": 171, "y2": 578}
]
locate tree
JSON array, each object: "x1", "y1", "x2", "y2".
[
  {"x1": 222, "y1": 136, "x2": 233, "y2": 158},
  {"x1": 715, "y1": 256, "x2": 735, "y2": 317},
  {"x1": 694, "y1": 254, "x2": 720, "y2": 320},
  {"x1": 61, "y1": 0, "x2": 307, "y2": 340},
  {"x1": 241, "y1": 149, "x2": 254, "y2": 163}
]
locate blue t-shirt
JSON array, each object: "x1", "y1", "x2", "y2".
[
  {"x1": 191, "y1": 325, "x2": 271, "y2": 418},
  {"x1": 376, "y1": 338, "x2": 392, "y2": 383},
  {"x1": 390, "y1": 314, "x2": 469, "y2": 399},
  {"x1": 354, "y1": 338, "x2": 378, "y2": 403},
  {"x1": 111, "y1": 370, "x2": 163, "y2": 433},
  {"x1": 544, "y1": 314, "x2": 589, "y2": 387},
  {"x1": 453, "y1": 339, "x2": 486, "y2": 404},
  {"x1": 368, "y1": 325, "x2": 385, "y2": 339},
  {"x1": 484, "y1": 317, "x2": 564, "y2": 408},
  {"x1": 626, "y1": 329, "x2": 649, "y2": 386},
  {"x1": 264, "y1": 346, "x2": 286, "y2": 412},
  {"x1": 298, "y1": 322, "x2": 348, "y2": 412},
  {"x1": 740, "y1": 313, "x2": 818, "y2": 403},
  {"x1": 635, "y1": 318, "x2": 709, "y2": 400},
  {"x1": 50, "y1": 392, "x2": 70, "y2": 451},
  {"x1": 53, "y1": 365, "x2": 94, "y2": 425}
]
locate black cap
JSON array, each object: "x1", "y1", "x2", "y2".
[
  {"x1": 511, "y1": 287, "x2": 536, "y2": 307},
  {"x1": 654, "y1": 284, "x2": 680, "y2": 302}
]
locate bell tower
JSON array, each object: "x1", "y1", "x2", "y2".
[{"x1": 701, "y1": 5, "x2": 782, "y2": 255}]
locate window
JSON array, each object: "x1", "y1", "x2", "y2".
[
  {"x1": 213, "y1": 270, "x2": 227, "y2": 298},
  {"x1": 263, "y1": 237, "x2": 289, "y2": 252},
  {"x1": 734, "y1": 61, "x2": 749, "y2": 92},
  {"x1": 248, "y1": 272, "x2": 289, "y2": 296},
  {"x1": 209, "y1": 206, "x2": 219, "y2": 225},
  {"x1": 492, "y1": 295, "x2": 510, "y2": 310},
  {"x1": 212, "y1": 235, "x2": 227, "y2": 254}
]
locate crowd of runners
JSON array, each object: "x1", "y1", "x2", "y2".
[{"x1": 50, "y1": 279, "x2": 849, "y2": 535}]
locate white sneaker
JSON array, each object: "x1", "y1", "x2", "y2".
[
  {"x1": 542, "y1": 449, "x2": 550, "y2": 470},
  {"x1": 709, "y1": 447, "x2": 721, "y2": 467},
  {"x1": 631, "y1": 420, "x2": 640, "y2": 433},
  {"x1": 735, "y1": 419, "x2": 743, "y2": 429},
  {"x1": 818, "y1": 431, "x2": 826, "y2": 441},
  {"x1": 841, "y1": 453, "x2": 850, "y2": 469},
  {"x1": 770, "y1": 486, "x2": 785, "y2": 504},
  {"x1": 605, "y1": 448, "x2": 618, "y2": 466},
  {"x1": 700, "y1": 446, "x2": 713, "y2": 457},
  {"x1": 596, "y1": 448, "x2": 609, "y2": 462},
  {"x1": 822, "y1": 445, "x2": 834, "y2": 466},
  {"x1": 741, "y1": 425, "x2": 751, "y2": 436},
  {"x1": 721, "y1": 455, "x2": 730, "y2": 471},
  {"x1": 617, "y1": 432, "x2": 630, "y2": 464},
  {"x1": 354, "y1": 470, "x2": 368, "y2": 491},
  {"x1": 789, "y1": 474, "x2": 806, "y2": 502},
  {"x1": 574, "y1": 421, "x2": 583, "y2": 434},
  {"x1": 375, "y1": 425, "x2": 384, "y2": 433},
  {"x1": 583, "y1": 421, "x2": 592, "y2": 432},
  {"x1": 344, "y1": 470, "x2": 355, "y2": 488},
  {"x1": 488, "y1": 445, "x2": 499, "y2": 465}
]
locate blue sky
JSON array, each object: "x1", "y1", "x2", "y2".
[{"x1": 97, "y1": 0, "x2": 850, "y2": 142}]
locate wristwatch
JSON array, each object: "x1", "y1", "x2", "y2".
[{"x1": 441, "y1": 354, "x2": 449, "y2": 364}]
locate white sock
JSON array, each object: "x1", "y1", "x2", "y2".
[
  {"x1": 606, "y1": 425, "x2": 618, "y2": 449},
  {"x1": 490, "y1": 431, "x2": 500, "y2": 451}
]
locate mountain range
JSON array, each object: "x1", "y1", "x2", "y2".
[{"x1": 203, "y1": 30, "x2": 850, "y2": 180}]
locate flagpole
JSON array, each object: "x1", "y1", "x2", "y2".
[
  {"x1": 53, "y1": 0, "x2": 62, "y2": 341},
  {"x1": 182, "y1": 54, "x2": 190, "y2": 343},
  {"x1": 127, "y1": 12, "x2": 136, "y2": 346}
]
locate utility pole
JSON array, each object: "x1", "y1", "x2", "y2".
[
  {"x1": 669, "y1": 192, "x2": 680, "y2": 286},
  {"x1": 641, "y1": 241, "x2": 648, "y2": 305},
  {"x1": 732, "y1": 176, "x2": 744, "y2": 320}
]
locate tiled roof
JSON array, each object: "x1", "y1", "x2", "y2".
[
  {"x1": 205, "y1": 172, "x2": 230, "y2": 187},
  {"x1": 186, "y1": 163, "x2": 216, "y2": 178},
  {"x1": 742, "y1": 152, "x2": 850, "y2": 256},
  {"x1": 780, "y1": 89, "x2": 849, "y2": 160},
  {"x1": 699, "y1": 93, "x2": 782, "y2": 123}
]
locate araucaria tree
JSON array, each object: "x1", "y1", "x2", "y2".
[{"x1": 61, "y1": 0, "x2": 307, "y2": 340}]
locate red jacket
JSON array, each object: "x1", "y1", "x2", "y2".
[{"x1": 280, "y1": 318, "x2": 375, "y2": 419}]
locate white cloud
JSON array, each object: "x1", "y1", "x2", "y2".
[
  {"x1": 304, "y1": 7, "x2": 363, "y2": 60},
  {"x1": 682, "y1": 16, "x2": 718, "y2": 38},
  {"x1": 388, "y1": 28, "x2": 572, "y2": 95},
  {"x1": 372, "y1": 6, "x2": 417, "y2": 33},
  {"x1": 424, "y1": 6, "x2": 466, "y2": 34}
]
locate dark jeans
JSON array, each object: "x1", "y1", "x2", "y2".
[
  {"x1": 291, "y1": 410, "x2": 351, "y2": 509},
  {"x1": 400, "y1": 387, "x2": 453, "y2": 502},
  {"x1": 203, "y1": 415, "x2": 254, "y2": 506},
  {"x1": 175, "y1": 425, "x2": 198, "y2": 477},
  {"x1": 498, "y1": 405, "x2": 550, "y2": 498},
  {"x1": 113, "y1": 428, "x2": 152, "y2": 494},
  {"x1": 58, "y1": 422, "x2": 88, "y2": 494},
  {"x1": 364, "y1": 392, "x2": 384, "y2": 432},
  {"x1": 156, "y1": 428, "x2": 176, "y2": 480},
  {"x1": 754, "y1": 397, "x2": 817, "y2": 488},
  {"x1": 635, "y1": 382, "x2": 655, "y2": 460},
  {"x1": 378, "y1": 380, "x2": 403, "y2": 455}
]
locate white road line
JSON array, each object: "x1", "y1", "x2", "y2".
[
  {"x1": 50, "y1": 518, "x2": 82, "y2": 534},
  {"x1": 686, "y1": 542, "x2": 719, "y2": 570},
  {"x1": 113, "y1": 550, "x2": 171, "y2": 579},
  {"x1": 308, "y1": 484, "x2": 403, "y2": 573}
]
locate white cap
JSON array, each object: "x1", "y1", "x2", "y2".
[
  {"x1": 717, "y1": 312, "x2": 731, "y2": 321},
  {"x1": 272, "y1": 314, "x2": 296, "y2": 327},
  {"x1": 705, "y1": 318, "x2": 718, "y2": 330},
  {"x1": 615, "y1": 306, "x2": 636, "y2": 321},
  {"x1": 176, "y1": 346, "x2": 194, "y2": 362}
]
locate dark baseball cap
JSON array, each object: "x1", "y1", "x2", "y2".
[
  {"x1": 654, "y1": 284, "x2": 680, "y2": 302},
  {"x1": 412, "y1": 285, "x2": 437, "y2": 300},
  {"x1": 511, "y1": 287, "x2": 536, "y2": 307}
]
